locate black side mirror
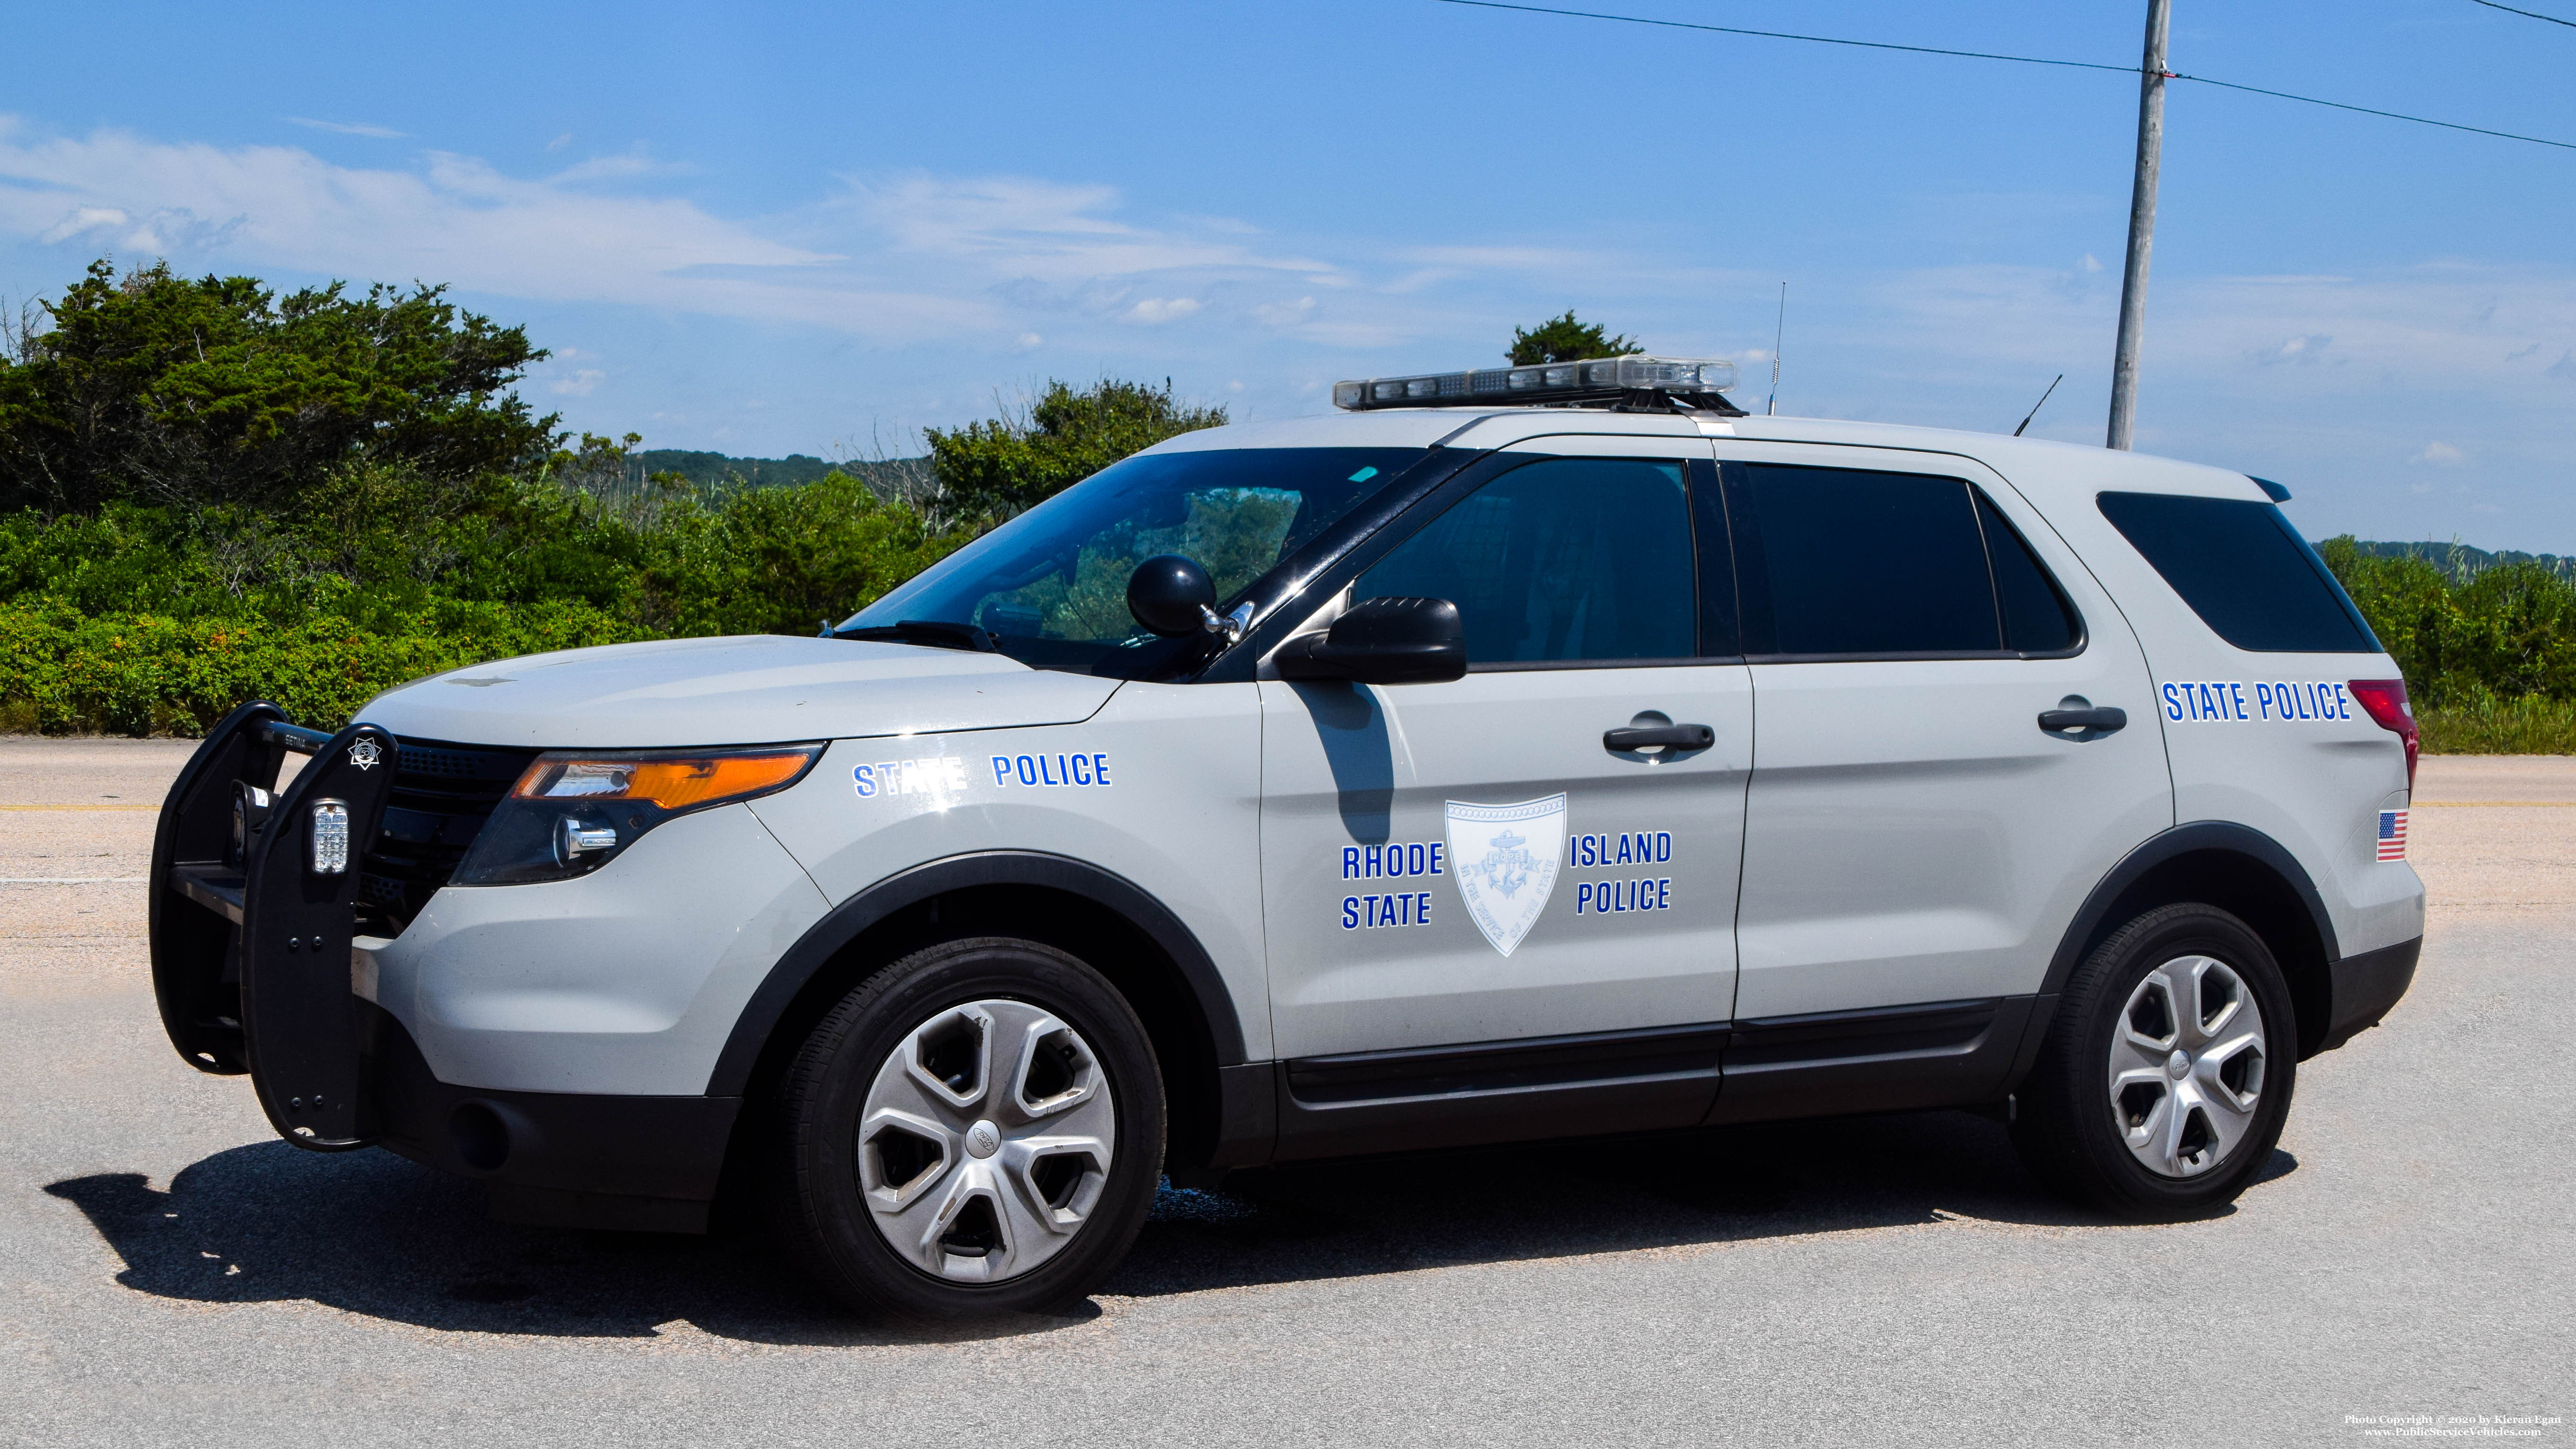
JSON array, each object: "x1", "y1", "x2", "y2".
[
  {"x1": 1127, "y1": 554, "x2": 1215, "y2": 638},
  {"x1": 1275, "y1": 596, "x2": 1466, "y2": 685}
]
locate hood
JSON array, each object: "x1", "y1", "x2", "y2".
[{"x1": 358, "y1": 635, "x2": 1120, "y2": 749}]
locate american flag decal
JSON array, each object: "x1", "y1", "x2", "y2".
[{"x1": 2377, "y1": 809, "x2": 2409, "y2": 861}]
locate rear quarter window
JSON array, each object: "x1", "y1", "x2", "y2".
[{"x1": 2097, "y1": 491, "x2": 2379, "y2": 653}]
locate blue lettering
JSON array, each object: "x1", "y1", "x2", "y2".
[
  {"x1": 2254, "y1": 683, "x2": 2274, "y2": 720},
  {"x1": 2230, "y1": 682, "x2": 2249, "y2": 720},
  {"x1": 1431, "y1": 843, "x2": 1444, "y2": 874},
  {"x1": 1615, "y1": 834, "x2": 1633, "y2": 865},
  {"x1": 1015, "y1": 755, "x2": 1038, "y2": 786},
  {"x1": 1658, "y1": 878, "x2": 1671, "y2": 909},
  {"x1": 2334, "y1": 683, "x2": 2351, "y2": 720},
  {"x1": 2162, "y1": 682, "x2": 2183, "y2": 720},
  {"x1": 990, "y1": 755, "x2": 1013, "y2": 785},
  {"x1": 1365, "y1": 844, "x2": 1383, "y2": 877},
  {"x1": 853, "y1": 764, "x2": 876, "y2": 798},
  {"x1": 1343, "y1": 847, "x2": 1360, "y2": 879},
  {"x1": 1577, "y1": 883, "x2": 1593, "y2": 914},
  {"x1": 1417, "y1": 892, "x2": 1432, "y2": 925},
  {"x1": 1657, "y1": 832, "x2": 1673, "y2": 862},
  {"x1": 1342, "y1": 897, "x2": 1359, "y2": 930},
  {"x1": 1092, "y1": 754, "x2": 1111, "y2": 785},
  {"x1": 1406, "y1": 842, "x2": 1425, "y2": 876},
  {"x1": 1070, "y1": 754, "x2": 1092, "y2": 786}
]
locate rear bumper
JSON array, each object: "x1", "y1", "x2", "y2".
[
  {"x1": 2319, "y1": 934, "x2": 2420, "y2": 1054},
  {"x1": 365, "y1": 1002, "x2": 738, "y2": 1233}
]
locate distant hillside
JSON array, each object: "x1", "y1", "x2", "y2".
[
  {"x1": 635, "y1": 449, "x2": 931, "y2": 496},
  {"x1": 2340, "y1": 540, "x2": 2576, "y2": 585}
]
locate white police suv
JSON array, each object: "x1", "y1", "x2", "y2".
[{"x1": 148, "y1": 356, "x2": 2423, "y2": 1317}]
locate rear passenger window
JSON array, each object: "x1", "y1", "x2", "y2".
[
  {"x1": 2097, "y1": 492, "x2": 2378, "y2": 653},
  {"x1": 1734, "y1": 465, "x2": 2000, "y2": 656},
  {"x1": 1978, "y1": 492, "x2": 2081, "y2": 653}
]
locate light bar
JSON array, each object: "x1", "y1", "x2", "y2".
[{"x1": 1332, "y1": 355, "x2": 1739, "y2": 411}]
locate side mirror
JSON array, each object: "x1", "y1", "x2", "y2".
[
  {"x1": 1275, "y1": 596, "x2": 1466, "y2": 685},
  {"x1": 1127, "y1": 554, "x2": 1216, "y2": 638}
]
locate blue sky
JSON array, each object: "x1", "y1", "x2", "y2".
[{"x1": 5, "y1": 1, "x2": 2574, "y2": 547}]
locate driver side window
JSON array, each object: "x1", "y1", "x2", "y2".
[{"x1": 1356, "y1": 457, "x2": 1697, "y2": 666}]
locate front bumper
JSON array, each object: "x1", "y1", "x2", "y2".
[{"x1": 149, "y1": 704, "x2": 819, "y2": 1227}]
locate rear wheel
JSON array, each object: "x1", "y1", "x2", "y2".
[
  {"x1": 2012, "y1": 903, "x2": 2296, "y2": 1219},
  {"x1": 767, "y1": 937, "x2": 1164, "y2": 1318}
]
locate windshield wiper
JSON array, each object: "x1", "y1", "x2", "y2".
[{"x1": 836, "y1": 619, "x2": 999, "y2": 653}]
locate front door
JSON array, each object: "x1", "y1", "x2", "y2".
[{"x1": 1257, "y1": 437, "x2": 1751, "y2": 1065}]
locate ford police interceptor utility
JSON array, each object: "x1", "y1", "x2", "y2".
[{"x1": 148, "y1": 355, "x2": 2422, "y2": 1318}]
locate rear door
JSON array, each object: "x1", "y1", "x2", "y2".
[{"x1": 1721, "y1": 444, "x2": 2174, "y2": 1023}]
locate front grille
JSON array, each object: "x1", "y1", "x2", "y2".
[{"x1": 359, "y1": 739, "x2": 541, "y2": 934}]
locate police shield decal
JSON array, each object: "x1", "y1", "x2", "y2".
[{"x1": 1444, "y1": 795, "x2": 1567, "y2": 957}]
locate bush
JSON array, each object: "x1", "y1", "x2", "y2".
[{"x1": 2417, "y1": 697, "x2": 2576, "y2": 755}]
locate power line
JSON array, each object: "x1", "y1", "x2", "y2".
[
  {"x1": 2467, "y1": 0, "x2": 2576, "y2": 29},
  {"x1": 1432, "y1": 0, "x2": 2138, "y2": 75},
  {"x1": 1432, "y1": 0, "x2": 2576, "y2": 151}
]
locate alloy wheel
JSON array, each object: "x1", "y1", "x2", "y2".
[
  {"x1": 855, "y1": 998, "x2": 1117, "y2": 1283},
  {"x1": 2105, "y1": 955, "x2": 2270, "y2": 1178}
]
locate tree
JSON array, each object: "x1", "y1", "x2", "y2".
[
  {"x1": 1507, "y1": 311, "x2": 1642, "y2": 366},
  {"x1": 923, "y1": 378, "x2": 1225, "y2": 525},
  {"x1": 0, "y1": 259, "x2": 555, "y2": 515}
]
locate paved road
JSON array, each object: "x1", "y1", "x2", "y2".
[{"x1": 2, "y1": 738, "x2": 2568, "y2": 1447}]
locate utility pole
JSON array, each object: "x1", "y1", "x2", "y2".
[{"x1": 2106, "y1": 0, "x2": 2171, "y2": 451}]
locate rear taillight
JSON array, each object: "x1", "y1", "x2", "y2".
[{"x1": 2348, "y1": 679, "x2": 2418, "y2": 791}]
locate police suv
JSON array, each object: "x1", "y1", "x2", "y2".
[{"x1": 148, "y1": 356, "x2": 2423, "y2": 1317}]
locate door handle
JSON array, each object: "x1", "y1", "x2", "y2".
[
  {"x1": 2037, "y1": 706, "x2": 2126, "y2": 734},
  {"x1": 1604, "y1": 723, "x2": 1716, "y2": 752}
]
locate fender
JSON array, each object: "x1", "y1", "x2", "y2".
[
  {"x1": 2039, "y1": 820, "x2": 2340, "y2": 999},
  {"x1": 704, "y1": 850, "x2": 1249, "y2": 1098},
  {"x1": 2005, "y1": 820, "x2": 2342, "y2": 1082}
]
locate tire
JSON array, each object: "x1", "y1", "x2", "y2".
[
  {"x1": 2011, "y1": 903, "x2": 2297, "y2": 1220},
  {"x1": 766, "y1": 937, "x2": 1165, "y2": 1318}
]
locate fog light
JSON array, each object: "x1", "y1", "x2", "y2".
[
  {"x1": 310, "y1": 801, "x2": 350, "y2": 875},
  {"x1": 554, "y1": 816, "x2": 619, "y2": 864}
]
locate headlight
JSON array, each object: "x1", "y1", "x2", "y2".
[{"x1": 451, "y1": 744, "x2": 823, "y2": 886}]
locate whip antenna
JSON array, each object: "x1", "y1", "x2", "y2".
[
  {"x1": 2014, "y1": 374, "x2": 2064, "y2": 437},
  {"x1": 1766, "y1": 282, "x2": 1786, "y2": 416}
]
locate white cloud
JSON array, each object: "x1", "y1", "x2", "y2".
[
  {"x1": 1014, "y1": 332, "x2": 1043, "y2": 350},
  {"x1": 36, "y1": 205, "x2": 124, "y2": 243},
  {"x1": 2080, "y1": 253, "x2": 2104, "y2": 273},
  {"x1": 549, "y1": 369, "x2": 605, "y2": 396},
  {"x1": 287, "y1": 117, "x2": 405, "y2": 139},
  {"x1": 2413, "y1": 441, "x2": 2465, "y2": 465},
  {"x1": 1123, "y1": 296, "x2": 1200, "y2": 324}
]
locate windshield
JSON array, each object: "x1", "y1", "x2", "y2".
[{"x1": 846, "y1": 446, "x2": 1429, "y2": 675}]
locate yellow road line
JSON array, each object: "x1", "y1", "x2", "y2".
[{"x1": 0, "y1": 804, "x2": 159, "y2": 812}]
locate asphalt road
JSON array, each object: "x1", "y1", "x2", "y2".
[{"x1": 2, "y1": 738, "x2": 2568, "y2": 1447}]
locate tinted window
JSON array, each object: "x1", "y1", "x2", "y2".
[
  {"x1": 1738, "y1": 465, "x2": 2000, "y2": 655},
  {"x1": 2097, "y1": 492, "x2": 2378, "y2": 653},
  {"x1": 1358, "y1": 457, "x2": 1696, "y2": 664},
  {"x1": 1978, "y1": 492, "x2": 2080, "y2": 653},
  {"x1": 851, "y1": 447, "x2": 1423, "y2": 674}
]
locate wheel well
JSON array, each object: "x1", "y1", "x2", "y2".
[
  {"x1": 2070, "y1": 848, "x2": 2334, "y2": 1058},
  {"x1": 728, "y1": 883, "x2": 1225, "y2": 1173}
]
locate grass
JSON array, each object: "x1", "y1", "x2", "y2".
[{"x1": 2418, "y1": 696, "x2": 2576, "y2": 755}]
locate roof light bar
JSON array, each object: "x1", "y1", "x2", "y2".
[{"x1": 1332, "y1": 355, "x2": 1739, "y2": 411}]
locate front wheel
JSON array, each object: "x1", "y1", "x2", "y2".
[
  {"x1": 767, "y1": 937, "x2": 1165, "y2": 1318},
  {"x1": 2012, "y1": 903, "x2": 2297, "y2": 1219}
]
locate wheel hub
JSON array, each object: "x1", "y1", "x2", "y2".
[
  {"x1": 2107, "y1": 955, "x2": 2269, "y2": 1179},
  {"x1": 851, "y1": 999, "x2": 1117, "y2": 1284}
]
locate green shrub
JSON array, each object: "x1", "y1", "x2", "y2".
[{"x1": 2417, "y1": 697, "x2": 2576, "y2": 755}]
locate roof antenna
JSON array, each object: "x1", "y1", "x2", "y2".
[
  {"x1": 2013, "y1": 374, "x2": 2064, "y2": 438},
  {"x1": 1765, "y1": 282, "x2": 1786, "y2": 416}
]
